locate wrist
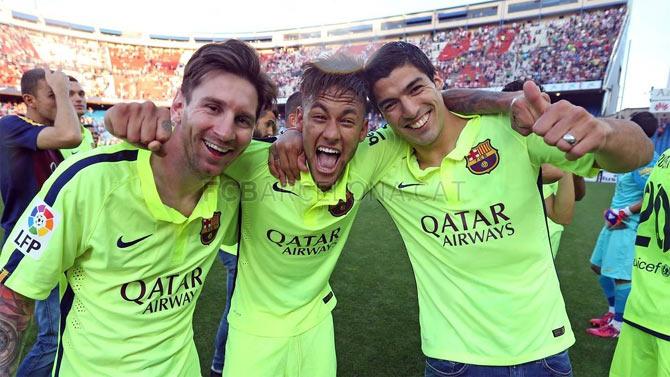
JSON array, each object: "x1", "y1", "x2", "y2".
[
  {"x1": 506, "y1": 92, "x2": 521, "y2": 113},
  {"x1": 622, "y1": 206, "x2": 633, "y2": 217},
  {"x1": 595, "y1": 119, "x2": 613, "y2": 153}
]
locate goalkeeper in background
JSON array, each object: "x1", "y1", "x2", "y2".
[{"x1": 587, "y1": 111, "x2": 659, "y2": 338}]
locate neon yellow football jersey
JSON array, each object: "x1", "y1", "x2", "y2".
[
  {"x1": 624, "y1": 148, "x2": 670, "y2": 339},
  {"x1": 0, "y1": 145, "x2": 239, "y2": 376},
  {"x1": 224, "y1": 135, "x2": 404, "y2": 337},
  {"x1": 372, "y1": 113, "x2": 597, "y2": 365},
  {"x1": 59, "y1": 125, "x2": 95, "y2": 159}
]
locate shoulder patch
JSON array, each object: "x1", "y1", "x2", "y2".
[{"x1": 11, "y1": 200, "x2": 59, "y2": 260}]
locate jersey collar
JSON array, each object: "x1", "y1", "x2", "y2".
[
  {"x1": 17, "y1": 114, "x2": 46, "y2": 126},
  {"x1": 137, "y1": 149, "x2": 220, "y2": 223},
  {"x1": 405, "y1": 113, "x2": 481, "y2": 180},
  {"x1": 299, "y1": 163, "x2": 350, "y2": 208}
]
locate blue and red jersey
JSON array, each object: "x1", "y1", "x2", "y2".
[{"x1": 0, "y1": 115, "x2": 63, "y2": 243}]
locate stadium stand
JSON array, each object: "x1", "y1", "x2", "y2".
[{"x1": 0, "y1": 4, "x2": 625, "y2": 104}]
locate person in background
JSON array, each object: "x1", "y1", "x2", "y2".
[
  {"x1": 587, "y1": 111, "x2": 659, "y2": 338},
  {"x1": 60, "y1": 76, "x2": 95, "y2": 159},
  {"x1": 283, "y1": 91, "x2": 302, "y2": 131},
  {"x1": 0, "y1": 68, "x2": 81, "y2": 377},
  {"x1": 253, "y1": 103, "x2": 278, "y2": 138}
]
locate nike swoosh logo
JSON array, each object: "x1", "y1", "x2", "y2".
[
  {"x1": 117, "y1": 234, "x2": 152, "y2": 249},
  {"x1": 397, "y1": 182, "x2": 423, "y2": 189},
  {"x1": 272, "y1": 182, "x2": 299, "y2": 196}
]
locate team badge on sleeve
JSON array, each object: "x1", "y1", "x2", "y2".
[
  {"x1": 200, "y1": 212, "x2": 221, "y2": 245},
  {"x1": 465, "y1": 139, "x2": 500, "y2": 175},
  {"x1": 11, "y1": 200, "x2": 59, "y2": 260}
]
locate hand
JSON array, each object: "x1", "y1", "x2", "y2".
[
  {"x1": 604, "y1": 208, "x2": 627, "y2": 229},
  {"x1": 267, "y1": 129, "x2": 307, "y2": 186},
  {"x1": 524, "y1": 81, "x2": 612, "y2": 161},
  {"x1": 541, "y1": 164, "x2": 565, "y2": 184},
  {"x1": 104, "y1": 102, "x2": 172, "y2": 156},
  {"x1": 509, "y1": 90, "x2": 550, "y2": 136},
  {"x1": 43, "y1": 68, "x2": 69, "y2": 96}
]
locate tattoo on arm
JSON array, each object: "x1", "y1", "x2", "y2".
[
  {"x1": 0, "y1": 285, "x2": 33, "y2": 377},
  {"x1": 442, "y1": 89, "x2": 517, "y2": 115},
  {"x1": 161, "y1": 119, "x2": 173, "y2": 134}
]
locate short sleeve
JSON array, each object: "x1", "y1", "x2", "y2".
[
  {"x1": 0, "y1": 115, "x2": 46, "y2": 151},
  {"x1": 527, "y1": 134, "x2": 598, "y2": 177},
  {"x1": 0, "y1": 167, "x2": 88, "y2": 299},
  {"x1": 350, "y1": 124, "x2": 407, "y2": 186}
]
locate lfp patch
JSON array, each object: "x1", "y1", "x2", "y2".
[
  {"x1": 465, "y1": 139, "x2": 499, "y2": 175},
  {"x1": 11, "y1": 200, "x2": 59, "y2": 260}
]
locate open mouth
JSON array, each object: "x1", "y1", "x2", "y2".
[
  {"x1": 315, "y1": 146, "x2": 341, "y2": 174},
  {"x1": 204, "y1": 140, "x2": 233, "y2": 158},
  {"x1": 405, "y1": 110, "x2": 431, "y2": 130}
]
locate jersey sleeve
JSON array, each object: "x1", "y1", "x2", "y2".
[
  {"x1": 526, "y1": 134, "x2": 598, "y2": 177},
  {"x1": 224, "y1": 140, "x2": 271, "y2": 182},
  {"x1": 350, "y1": 124, "x2": 407, "y2": 186},
  {"x1": 0, "y1": 164, "x2": 92, "y2": 300},
  {"x1": 0, "y1": 116, "x2": 46, "y2": 151}
]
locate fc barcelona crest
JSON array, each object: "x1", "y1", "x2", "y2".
[
  {"x1": 329, "y1": 189, "x2": 355, "y2": 217},
  {"x1": 465, "y1": 139, "x2": 499, "y2": 175},
  {"x1": 200, "y1": 211, "x2": 221, "y2": 245}
]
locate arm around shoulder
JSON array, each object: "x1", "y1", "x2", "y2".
[{"x1": 594, "y1": 118, "x2": 654, "y2": 173}]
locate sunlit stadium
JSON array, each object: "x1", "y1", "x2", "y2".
[{"x1": 0, "y1": 0, "x2": 669, "y2": 375}]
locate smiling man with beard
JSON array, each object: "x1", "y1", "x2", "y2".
[
  {"x1": 362, "y1": 41, "x2": 653, "y2": 377},
  {"x1": 0, "y1": 40, "x2": 275, "y2": 377}
]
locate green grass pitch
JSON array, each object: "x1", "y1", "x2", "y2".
[{"x1": 5, "y1": 182, "x2": 617, "y2": 376}]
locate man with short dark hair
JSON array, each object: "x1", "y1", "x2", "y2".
[
  {"x1": 0, "y1": 69, "x2": 81, "y2": 243},
  {"x1": 253, "y1": 104, "x2": 278, "y2": 138},
  {"x1": 362, "y1": 41, "x2": 653, "y2": 376},
  {"x1": 59, "y1": 76, "x2": 95, "y2": 159},
  {"x1": 0, "y1": 40, "x2": 275, "y2": 376},
  {"x1": 284, "y1": 91, "x2": 302, "y2": 130},
  {"x1": 0, "y1": 68, "x2": 81, "y2": 377}
]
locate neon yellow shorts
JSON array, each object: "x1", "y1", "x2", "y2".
[
  {"x1": 223, "y1": 314, "x2": 336, "y2": 377},
  {"x1": 610, "y1": 322, "x2": 670, "y2": 377}
]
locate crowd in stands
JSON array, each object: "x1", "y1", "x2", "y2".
[
  {"x1": 0, "y1": 101, "x2": 26, "y2": 117},
  {"x1": 0, "y1": 6, "x2": 624, "y2": 103}
]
